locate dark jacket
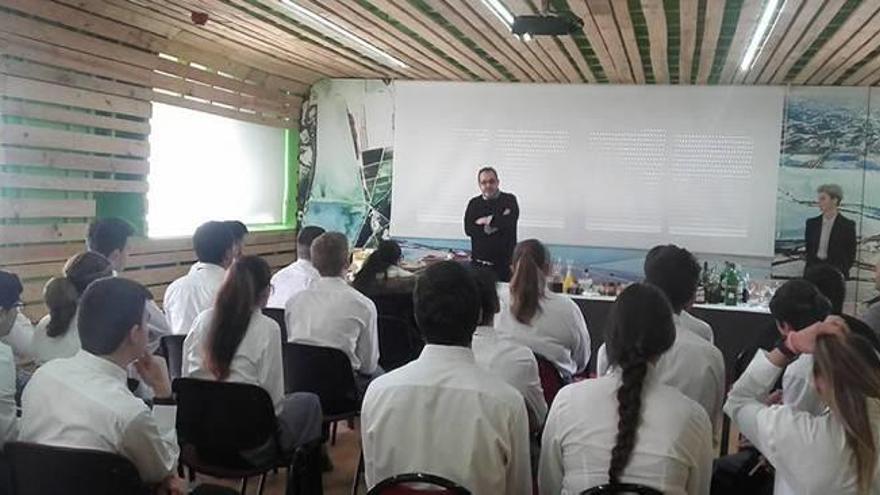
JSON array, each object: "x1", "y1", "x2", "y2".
[
  {"x1": 464, "y1": 191, "x2": 519, "y2": 269},
  {"x1": 804, "y1": 213, "x2": 857, "y2": 277}
]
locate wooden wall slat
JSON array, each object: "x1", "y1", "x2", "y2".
[
  {"x1": 0, "y1": 125, "x2": 150, "y2": 158},
  {"x1": 0, "y1": 74, "x2": 152, "y2": 117},
  {"x1": 0, "y1": 223, "x2": 87, "y2": 245},
  {"x1": 0, "y1": 57, "x2": 154, "y2": 103},
  {"x1": 0, "y1": 172, "x2": 149, "y2": 194},
  {"x1": 0, "y1": 148, "x2": 150, "y2": 175},
  {"x1": 0, "y1": 199, "x2": 96, "y2": 219},
  {"x1": 0, "y1": 100, "x2": 151, "y2": 135}
]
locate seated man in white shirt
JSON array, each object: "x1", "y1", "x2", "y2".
[
  {"x1": 19, "y1": 277, "x2": 183, "y2": 492},
  {"x1": 0, "y1": 271, "x2": 34, "y2": 376},
  {"x1": 597, "y1": 245, "x2": 725, "y2": 435},
  {"x1": 223, "y1": 220, "x2": 249, "y2": 260},
  {"x1": 361, "y1": 261, "x2": 531, "y2": 494},
  {"x1": 267, "y1": 225, "x2": 325, "y2": 309},
  {"x1": 164, "y1": 221, "x2": 235, "y2": 335},
  {"x1": 0, "y1": 272, "x2": 22, "y2": 446}
]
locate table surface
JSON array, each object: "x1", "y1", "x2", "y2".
[{"x1": 566, "y1": 292, "x2": 771, "y2": 314}]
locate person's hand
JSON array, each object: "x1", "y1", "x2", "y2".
[
  {"x1": 155, "y1": 475, "x2": 186, "y2": 495},
  {"x1": 786, "y1": 315, "x2": 849, "y2": 354},
  {"x1": 134, "y1": 353, "x2": 172, "y2": 399},
  {"x1": 475, "y1": 215, "x2": 491, "y2": 226},
  {"x1": 764, "y1": 390, "x2": 782, "y2": 406}
]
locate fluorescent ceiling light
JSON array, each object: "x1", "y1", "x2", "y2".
[
  {"x1": 279, "y1": 0, "x2": 408, "y2": 69},
  {"x1": 740, "y1": 0, "x2": 783, "y2": 71},
  {"x1": 480, "y1": 0, "x2": 531, "y2": 42}
]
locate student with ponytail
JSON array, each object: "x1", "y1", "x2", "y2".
[
  {"x1": 539, "y1": 283, "x2": 713, "y2": 494},
  {"x1": 496, "y1": 239, "x2": 590, "y2": 376},
  {"x1": 725, "y1": 316, "x2": 880, "y2": 495},
  {"x1": 182, "y1": 255, "x2": 322, "y2": 457},
  {"x1": 33, "y1": 252, "x2": 113, "y2": 365}
]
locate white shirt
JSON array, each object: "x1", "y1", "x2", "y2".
[
  {"x1": 0, "y1": 341, "x2": 18, "y2": 447},
  {"x1": 361, "y1": 345, "x2": 531, "y2": 495},
  {"x1": 183, "y1": 308, "x2": 285, "y2": 414},
  {"x1": 782, "y1": 354, "x2": 824, "y2": 415},
  {"x1": 596, "y1": 316, "x2": 725, "y2": 435},
  {"x1": 164, "y1": 262, "x2": 226, "y2": 335},
  {"x1": 679, "y1": 310, "x2": 714, "y2": 344},
  {"x1": 725, "y1": 351, "x2": 880, "y2": 495},
  {"x1": 2, "y1": 312, "x2": 35, "y2": 367},
  {"x1": 32, "y1": 316, "x2": 81, "y2": 366},
  {"x1": 286, "y1": 277, "x2": 379, "y2": 374},
  {"x1": 267, "y1": 259, "x2": 319, "y2": 309},
  {"x1": 20, "y1": 350, "x2": 179, "y2": 483},
  {"x1": 472, "y1": 325, "x2": 548, "y2": 429},
  {"x1": 817, "y1": 214, "x2": 837, "y2": 260},
  {"x1": 539, "y1": 369, "x2": 713, "y2": 495},
  {"x1": 496, "y1": 284, "x2": 591, "y2": 376}
]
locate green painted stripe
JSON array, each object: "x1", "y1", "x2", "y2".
[
  {"x1": 628, "y1": 0, "x2": 656, "y2": 84},
  {"x1": 838, "y1": 45, "x2": 880, "y2": 84},
  {"x1": 691, "y1": 0, "x2": 707, "y2": 84},
  {"x1": 708, "y1": 0, "x2": 745, "y2": 84},
  {"x1": 784, "y1": 0, "x2": 863, "y2": 83},
  {"x1": 665, "y1": 0, "x2": 681, "y2": 84}
]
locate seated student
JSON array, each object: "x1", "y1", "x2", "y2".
[
  {"x1": 267, "y1": 226, "x2": 325, "y2": 309},
  {"x1": 88, "y1": 217, "x2": 171, "y2": 352},
  {"x1": 20, "y1": 278, "x2": 182, "y2": 491},
  {"x1": 286, "y1": 232, "x2": 379, "y2": 390},
  {"x1": 496, "y1": 239, "x2": 591, "y2": 377},
  {"x1": 596, "y1": 245, "x2": 725, "y2": 435},
  {"x1": 361, "y1": 261, "x2": 531, "y2": 494},
  {"x1": 540, "y1": 283, "x2": 713, "y2": 495},
  {"x1": 0, "y1": 273, "x2": 22, "y2": 445},
  {"x1": 223, "y1": 220, "x2": 249, "y2": 260},
  {"x1": 471, "y1": 268, "x2": 547, "y2": 432},
  {"x1": 164, "y1": 221, "x2": 235, "y2": 334},
  {"x1": 725, "y1": 317, "x2": 880, "y2": 495},
  {"x1": 804, "y1": 263, "x2": 880, "y2": 349},
  {"x1": 183, "y1": 256, "x2": 322, "y2": 469},
  {"x1": 33, "y1": 252, "x2": 113, "y2": 366},
  {"x1": 351, "y1": 239, "x2": 414, "y2": 295},
  {"x1": 0, "y1": 272, "x2": 34, "y2": 370}
]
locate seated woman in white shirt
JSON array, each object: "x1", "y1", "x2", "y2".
[
  {"x1": 33, "y1": 252, "x2": 113, "y2": 366},
  {"x1": 183, "y1": 255, "x2": 323, "y2": 466},
  {"x1": 725, "y1": 317, "x2": 880, "y2": 495},
  {"x1": 352, "y1": 239, "x2": 414, "y2": 295},
  {"x1": 496, "y1": 239, "x2": 590, "y2": 377},
  {"x1": 540, "y1": 283, "x2": 713, "y2": 495}
]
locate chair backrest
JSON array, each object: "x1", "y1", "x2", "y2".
[
  {"x1": 5, "y1": 441, "x2": 148, "y2": 495},
  {"x1": 377, "y1": 315, "x2": 424, "y2": 371},
  {"x1": 368, "y1": 473, "x2": 471, "y2": 495},
  {"x1": 261, "y1": 307, "x2": 288, "y2": 342},
  {"x1": 535, "y1": 353, "x2": 567, "y2": 406},
  {"x1": 282, "y1": 342, "x2": 360, "y2": 416},
  {"x1": 173, "y1": 378, "x2": 279, "y2": 468},
  {"x1": 580, "y1": 484, "x2": 664, "y2": 495},
  {"x1": 159, "y1": 334, "x2": 186, "y2": 379}
]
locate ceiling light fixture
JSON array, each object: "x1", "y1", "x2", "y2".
[
  {"x1": 740, "y1": 0, "x2": 783, "y2": 72},
  {"x1": 279, "y1": 0, "x2": 408, "y2": 69},
  {"x1": 480, "y1": 0, "x2": 531, "y2": 41}
]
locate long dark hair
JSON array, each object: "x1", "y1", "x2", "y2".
[
  {"x1": 44, "y1": 252, "x2": 113, "y2": 337},
  {"x1": 509, "y1": 239, "x2": 550, "y2": 325},
  {"x1": 204, "y1": 255, "x2": 271, "y2": 380},
  {"x1": 605, "y1": 283, "x2": 676, "y2": 484},
  {"x1": 352, "y1": 240, "x2": 402, "y2": 291}
]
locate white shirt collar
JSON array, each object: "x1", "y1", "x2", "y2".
[
  {"x1": 418, "y1": 344, "x2": 476, "y2": 365},
  {"x1": 190, "y1": 261, "x2": 226, "y2": 274},
  {"x1": 73, "y1": 350, "x2": 129, "y2": 384}
]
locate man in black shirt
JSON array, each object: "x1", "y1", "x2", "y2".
[{"x1": 464, "y1": 167, "x2": 519, "y2": 282}]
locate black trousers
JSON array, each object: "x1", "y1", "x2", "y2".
[{"x1": 472, "y1": 259, "x2": 511, "y2": 283}]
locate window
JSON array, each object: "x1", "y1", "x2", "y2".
[{"x1": 147, "y1": 103, "x2": 287, "y2": 237}]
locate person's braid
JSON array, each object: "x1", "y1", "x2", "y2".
[{"x1": 608, "y1": 356, "x2": 649, "y2": 485}]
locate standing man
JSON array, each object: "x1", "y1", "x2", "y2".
[
  {"x1": 464, "y1": 167, "x2": 519, "y2": 282},
  {"x1": 804, "y1": 184, "x2": 857, "y2": 278}
]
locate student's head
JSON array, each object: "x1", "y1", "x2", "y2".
[
  {"x1": 472, "y1": 268, "x2": 500, "y2": 327},
  {"x1": 193, "y1": 221, "x2": 235, "y2": 268},
  {"x1": 817, "y1": 184, "x2": 843, "y2": 212},
  {"x1": 223, "y1": 220, "x2": 249, "y2": 259},
  {"x1": 769, "y1": 279, "x2": 832, "y2": 335},
  {"x1": 77, "y1": 277, "x2": 152, "y2": 359},
  {"x1": 804, "y1": 264, "x2": 846, "y2": 315},
  {"x1": 604, "y1": 283, "x2": 676, "y2": 485},
  {"x1": 812, "y1": 329, "x2": 880, "y2": 495},
  {"x1": 296, "y1": 226, "x2": 326, "y2": 262},
  {"x1": 509, "y1": 239, "x2": 550, "y2": 325},
  {"x1": 352, "y1": 239, "x2": 403, "y2": 291},
  {"x1": 44, "y1": 252, "x2": 114, "y2": 339},
  {"x1": 87, "y1": 218, "x2": 135, "y2": 272},
  {"x1": 414, "y1": 261, "x2": 480, "y2": 347},
  {"x1": 643, "y1": 244, "x2": 700, "y2": 314},
  {"x1": 477, "y1": 166, "x2": 499, "y2": 198},
  {"x1": 310, "y1": 232, "x2": 349, "y2": 277},
  {"x1": 206, "y1": 255, "x2": 272, "y2": 380},
  {"x1": 0, "y1": 271, "x2": 23, "y2": 338}
]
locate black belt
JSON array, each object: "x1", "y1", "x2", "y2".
[{"x1": 472, "y1": 259, "x2": 495, "y2": 267}]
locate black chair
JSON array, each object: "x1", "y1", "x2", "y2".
[
  {"x1": 377, "y1": 315, "x2": 423, "y2": 371},
  {"x1": 262, "y1": 307, "x2": 288, "y2": 342},
  {"x1": 158, "y1": 334, "x2": 186, "y2": 379},
  {"x1": 581, "y1": 484, "x2": 663, "y2": 494},
  {"x1": 368, "y1": 473, "x2": 471, "y2": 494},
  {"x1": 5, "y1": 441, "x2": 151, "y2": 495},
  {"x1": 173, "y1": 378, "x2": 321, "y2": 495}
]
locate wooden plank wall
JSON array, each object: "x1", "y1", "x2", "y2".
[{"x1": 0, "y1": 1, "x2": 301, "y2": 321}]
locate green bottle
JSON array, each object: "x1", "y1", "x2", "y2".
[{"x1": 724, "y1": 263, "x2": 739, "y2": 306}]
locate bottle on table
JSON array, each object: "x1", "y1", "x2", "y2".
[
  {"x1": 723, "y1": 263, "x2": 739, "y2": 306},
  {"x1": 563, "y1": 264, "x2": 576, "y2": 294}
]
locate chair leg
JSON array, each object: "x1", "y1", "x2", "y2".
[
  {"x1": 350, "y1": 448, "x2": 364, "y2": 495},
  {"x1": 258, "y1": 472, "x2": 268, "y2": 495},
  {"x1": 331, "y1": 421, "x2": 338, "y2": 445},
  {"x1": 240, "y1": 477, "x2": 248, "y2": 495}
]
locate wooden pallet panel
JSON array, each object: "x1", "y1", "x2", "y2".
[{"x1": 0, "y1": 199, "x2": 96, "y2": 219}]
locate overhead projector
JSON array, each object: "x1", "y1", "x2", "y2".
[{"x1": 511, "y1": 12, "x2": 584, "y2": 36}]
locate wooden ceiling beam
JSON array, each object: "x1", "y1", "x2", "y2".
[
  {"x1": 569, "y1": 0, "x2": 621, "y2": 82},
  {"x1": 717, "y1": 0, "x2": 763, "y2": 84},
  {"x1": 611, "y1": 0, "x2": 646, "y2": 84},
  {"x1": 506, "y1": 0, "x2": 583, "y2": 83},
  {"x1": 591, "y1": 0, "x2": 635, "y2": 83},
  {"x1": 679, "y1": 0, "x2": 698, "y2": 84},
  {"x1": 822, "y1": 28, "x2": 880, "y2": 84},
  {"x1": 768, "y1": 0, "x2": 846, "y2": 83},
  {"x1": 741, "y1": 0, "x2": 802, "y2": 84},
  {"x1": 801, "y1": 4, "x2": 880, "y2": 84},
  {"x1": 696, "y1": 0, "x2": 725, "y2": 83},
  {"x1": 640, "y1": 0, "x2": 669, "y2": 84},
  {"x1": 843, "y1": 52, "x2": 880, "y2": 85}
]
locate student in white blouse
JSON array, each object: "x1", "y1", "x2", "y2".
[
  {"x1": 0, "y1": 272, "x2": 24, "y2": 446},
  {"x1": 286, "y1": 232, "x2": 380, "y2": 390},
  {"x1": 596, "y1": 245, "x2": 725, "y2": 435},
  {"x1": 361, "y1": 261, "x2": 531, "y2": 494},
  {"x1": 267, "y1": 226, "x2": 325, "y2": 309},
  {"x1": 540, "y1": 283, "x2": 713, "y2": 495},
  {"x1": 725, "y1": 316, "x2": 880, "y2": 495},
  {"x1": 164, "y1": 221, "x2": 235, "y2": 335},
  {"x1": 496, "y1": 239, "x2": 591, "y2": 377},
  {"x1": 183, "y1": 255, "x2": 322, "y2": 474},
  {"x1": 33, "y1": 252, "x2": 114, "y2": 366},
  {"x1": 20, "y1": 278, "x2": 184, "y2": 492}
]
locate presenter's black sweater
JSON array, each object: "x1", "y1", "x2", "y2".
[{"x1": 464, "y1": 191, "x2": 519, "y2": 274}]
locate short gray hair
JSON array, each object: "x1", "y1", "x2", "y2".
[
  {"x1": 310, "y1": 232, "x2": 349, "y2": 276},
  {"x1": 817, "y1": 184, "x2": 843, "y2": 204}
]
